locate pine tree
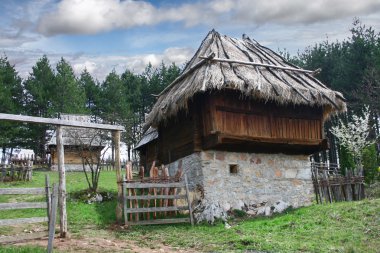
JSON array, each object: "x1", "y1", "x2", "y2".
[
  {"x1": 53, "y1": 58, "x2": 86, "y2": 114},
  {"x1": 24, "y1": 55, "x2": 56, "y2": 157},
  {"x1": 0, "y1": 56, "x2": 24, "y2": 161}
]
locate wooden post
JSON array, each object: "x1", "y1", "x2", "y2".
[
  {"x1": 48, "y1": 184, "x2": 59, "y2": 253},
  {"x1": 45, "y1": 175, "x2": 51, "y2": 226},
  {"x1": 113, "y1": 130, "x2": 123, "y2": 224},
  {"x1": 56, "y1": 125, "x2": 67, "y2": 238}
]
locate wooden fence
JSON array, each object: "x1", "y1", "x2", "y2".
[
  {"x1": 0, "y1": 175, "x2": 58, "y2": 253},
  {"x1": 121, "y1": 162, "x2": 193, "y2": 226},
  {"x1": 311, "y1": 162, "x2": 365, "y2": 203},
  {"x1": 0, "y1": 161, "x2": 33, "y2": 182}
]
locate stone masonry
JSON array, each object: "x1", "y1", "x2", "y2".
[{"x1": 168, "y1": 150, "x2": 314, "y2": 215}]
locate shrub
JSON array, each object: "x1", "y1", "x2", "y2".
[
  {"x1": 339, "y1": 145, "x2": 355, "y2": 174},
  {"x1": 362, "y1": 144, "x2": 379, "y2": 183}
]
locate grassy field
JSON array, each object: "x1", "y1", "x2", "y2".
[{"x1": 0, "y1": 171, "x2": 379, "y2": 252}]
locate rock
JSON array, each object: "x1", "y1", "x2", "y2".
[
  {"x1": 232, "y1": 200, "x2": 245, "y2": 210},
  {"x1": 264, "y1": 206, "x2": 272, "y2": 216},
  {"x1": 193, "y1": 199, "x2": 228, "y2": 224},
  {"x1": 273, "y1": 200, "x2": 289, "y2": 213},
  {"x1": 221, "y1": 202, "x2": 231, "y2": 212},
  {"x1": 256, "y1": 207, "x2": 266, "y2": 216},
  {"x1": 246, "y1": 210, "x2": 257, "y2": 216}
]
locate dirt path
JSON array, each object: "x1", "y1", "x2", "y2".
[{"x1": 13, "y1": 228, "x2": 196, "y2": 253}]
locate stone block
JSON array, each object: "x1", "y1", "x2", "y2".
[
  {"x1": 296, "y1": 169, "x2": 311, "y2": 179},
  {"x1": 239, "y1": 153, "x2": 248, "y2": 161},
  {"x1": 256, "y1": 158, "x2": 262, "y2": 164},
  {"x1": 273, "y1": 200, "x2": 289, "y2": 213},
  {"x1": 215, "y1": 152, "x2": 225, "y2": 161},
  {"x1": 285, "y1": 169, "x2": 297, "y2": 178},
  {"x1": 202, "y1": 151, "x2": 214, "y2": 161},
  {"x1": 292, "y1": 179, "x2": 302, "y2": 186},
  {"x1": 274, "y1": 169, "x2": 283, "y2": 178}
]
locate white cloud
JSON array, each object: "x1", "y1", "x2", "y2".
[
  {"x1": 36, "y1": 0, "x2": 380, "y2": 36},
  {"x1": 5, "y1": 46, "x2": 194, "y2": 81}
]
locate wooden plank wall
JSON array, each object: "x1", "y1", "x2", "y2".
[
  {"x1": 51, "y1": 149, "x2": 102, "y2": 165},
  {"x1": 158, "y1": 108, "x2": 201, "y2": 164},
  {"x1": 206, "y1": 91, "x2": 323, "y2": 142}
]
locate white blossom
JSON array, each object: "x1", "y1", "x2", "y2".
[{"x1": 330, "y1": 105, "x2": 373, "y2": 166}]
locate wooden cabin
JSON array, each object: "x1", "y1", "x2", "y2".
[
  {"x1": 136, "y1": 30, "x2": 346, "y2": 214},
  {"x1": 48, "y1": 114, "x2": 106, "y2": 171}
]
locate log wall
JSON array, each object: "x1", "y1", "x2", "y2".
[
  {"x1": 154, "y1": 90, "x2": 325, "y2": 164},
  {"x1": 203, "y1": 91, "x2": 323, "y2": 142},
  {"x1": 50, "y1": 148, "x2": 102, "y2": 165}
]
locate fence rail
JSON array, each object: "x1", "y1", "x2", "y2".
[
  {"x1": 0, "y1": 162, "x2": 33, "y2": 182},
  {"x1": 311, "y1": 162, "x2": 365, "y2": 203},
  {"x1": 120, "y1": 162, "x2": 193, "y2": 226},
  {"x1": 0, "y1": 175, "x2": 58, "y2": 253}
]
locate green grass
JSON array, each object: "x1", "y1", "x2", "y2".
[
  {"x1": 0, "y1": 171, "x2": 379, "y2": 252},
  {"x1": 118, "y1": 199, "x2": 380, "y2": 252},
  {"x1": 0, "y1": 246, "x2": 46, "y2": 253},
  {"x1": 0, "y1": 171, "x2": 118, "y2": 234}
]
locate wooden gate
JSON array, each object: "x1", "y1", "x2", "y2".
[
  {"x1": 311, "y1": 162, "x2": 365, "y2": 203},
  {"x1": 121, "y1": 163, "x2": 193, "y2": 226},
  {"x1": 0, "y1": 175, "x2": 58, "y2": 252}
]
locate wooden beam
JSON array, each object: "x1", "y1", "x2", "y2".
[
  {"x1": 156, "y1": 52, "x2": 215, "y2": 96},
  {"x1": 124, "y1": 206, "x2": 189, "y2": 214},
  {"x1": 126, "y1": 218, "x2": 190, "y2": 226},
  {"x1": 113, "y1": 130, "x2": 123, "y2": 224},
  {"x1": 0, "y1": 113, "x2": 124, "y2": 131},
  {"x1": 124, "y1": 182, "x2": 185, "y2": 188},
  {"x1": 199, "y1": 55, "x2": 317, "y2": 74},
  {"x1": 0, "y1": 202, "x2": 47, "y2": 210},
  {"x1": 0, "y1": 188, "x2": 45, "y2": 195},
  {"x1": 57, "y1": 125, "x2": 67, "y2": 238},
  {"x1": 125, "y1": 194, "x2": 187, "y2": 200}
]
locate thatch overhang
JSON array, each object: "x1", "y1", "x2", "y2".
[
  {"x1": 144, "y1": 30, "x2": 346, "y2": 129},
  {"x1": 134, "y1": 127, "x2": 158, "y2": 150}
]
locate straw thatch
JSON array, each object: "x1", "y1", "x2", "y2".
[
  {"x1": 145, "y1": 30, "x2": 346, "y2": 128},
  {"x1": 135, "y1": 127, "x2": 158, "y2": 150},
  {"x1": 48, "y1": 114, "x2": 106, "y2": 148}
]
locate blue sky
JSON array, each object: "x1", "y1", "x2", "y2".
[{"x1": 1, "y1": 0, "x2": 380, "y2": 81}]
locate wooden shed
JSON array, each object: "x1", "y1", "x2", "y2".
[
  {"x1": 48, "y1": 114, "x2": 106, "y2": 171},
  {"x1": 137, "y1": 30, "x2": 346, "y2": 214}
]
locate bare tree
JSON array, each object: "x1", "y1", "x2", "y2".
[{"x1": 67, "y1": 128, "x2": 110, "y2": 192}]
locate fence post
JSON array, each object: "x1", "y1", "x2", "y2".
[
  {"x1": 113, "y1": 130, "x2": 123, "y2": 224},
  {"x1": 48, "y1": 184, "x2": 59, "y2": 253},
  {"x1": 57, "y1": 125, "x2": 67, "y2": 238},
  {"x1": 184, "y1": 174, "x2": 194, "y2": 226},
  {"x1": 45, "y1": 175, "x2": 51, "y2": 226}
]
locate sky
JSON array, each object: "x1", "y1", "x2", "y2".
[{"x1": 1, "y1": 0, "x2": 380, "y2": 81}]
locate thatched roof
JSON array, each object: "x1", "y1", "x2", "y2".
[
  {"x1": 145, "y1": 30, "x2": 346, "y2": 128},
  {"x1": 48, "y1": 114, "x2": 106, "y2": 148},
  {"x1": 135, "y1": 127, "x2": 158, "y2": 150}
]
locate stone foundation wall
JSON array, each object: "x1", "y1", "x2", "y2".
[
  {"x1": 167, "y1": 150, "x2": 314, "y2": 213},
  {"x1": 51, "y1": 164, "x2": 90, "y2": 172}
]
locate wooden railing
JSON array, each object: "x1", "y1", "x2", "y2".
[
  {"x1": 0, "y1": 175, "x2": 58, "y2": 252},
  {"x1": 0, "y1": 162, "x2": 33, "y2": 182},
  {"x1": 311, "y1": 162, "x2": 365, "y2": 203},
  {"x1": 121, "y1": 173, "x2": 193, "y2": 226}
]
